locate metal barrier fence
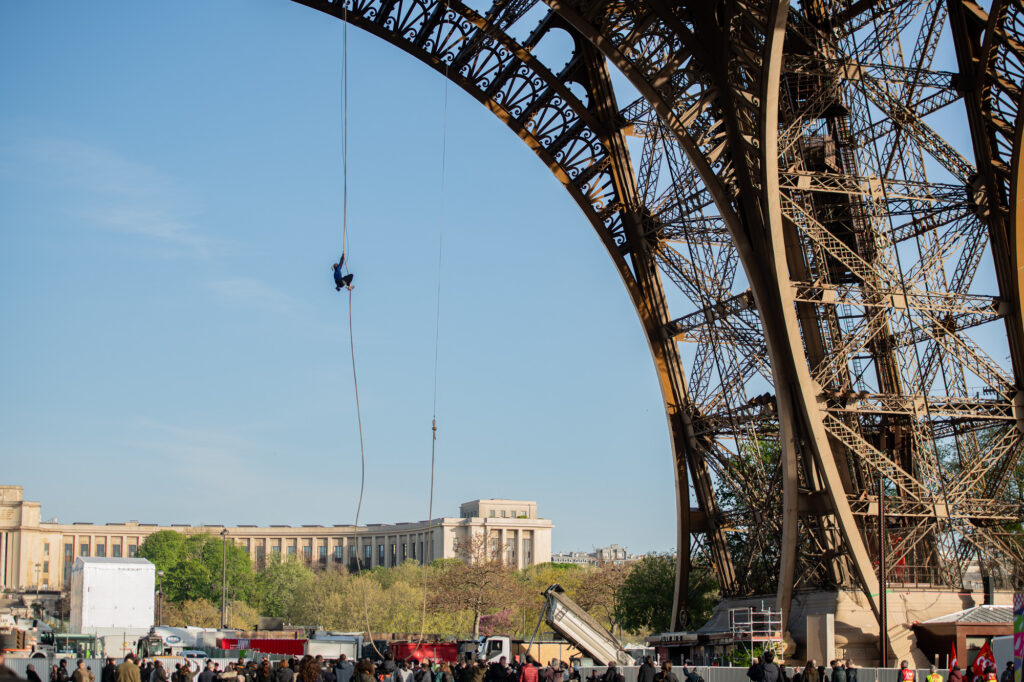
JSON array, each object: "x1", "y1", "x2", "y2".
[
  {"x1": 577, "y1": 666, "x2": 951, "y2": 682},
  {"x1": 5, "y1": 661, "x2": 950, "y2": 682},
  {"x1": 3, "y1": 658, "x2": 242, "y2": 680}
]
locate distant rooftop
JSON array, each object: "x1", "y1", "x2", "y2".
[{"x1": 922, "y1": 605, "x2": 1012, "y2": 624}]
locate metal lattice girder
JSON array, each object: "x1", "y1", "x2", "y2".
[{"x1": 290, "y1": 0, "x2": 1024, "y2": 637}]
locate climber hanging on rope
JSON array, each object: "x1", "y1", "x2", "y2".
[{"x1": 333, "y1": 254, "x2": 354, "y2": 291}]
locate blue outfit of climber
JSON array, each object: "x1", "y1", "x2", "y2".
[{"x1": 333, "y1": 254, "x2": 354, "y2": 291}]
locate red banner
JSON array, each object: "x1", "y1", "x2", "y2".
[{"x1": 973, "y1": 642, "x2": 996, "y2": 678}]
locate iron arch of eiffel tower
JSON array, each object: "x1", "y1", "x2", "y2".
[{"x1": 293, "y1": 0, "x2": 1024, "y2": 636}]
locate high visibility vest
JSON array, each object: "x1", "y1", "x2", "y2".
[
  {"x1": 986, "y1": 674, "x2": 998, "y2": 681},
  {"x1": 928, "y1": 674, "x2": 942, "y2": 682},
  {"x1": 901, "y1": 669, "x2": 915, "y2": 682}
]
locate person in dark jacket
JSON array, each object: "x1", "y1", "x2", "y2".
[
  {"x1": 844, "y1": 661, "x2": 856, "y2": 682},
  {"x1": 274, "y1": 661, "x2": 294, "y2": 682},
  {"x1": 27, "y1": 665, "x2": 43, "y2": 682},
  {"x1": 101, "y1": 660, "x2": 117, "y2": 682},
  {"x1": 485, "y1": 658, "x2": 509, "y2": 682},
  {"x1": 758, "y1": 651, "x2": 784, "y2": 682},
  {"x1": 638, "y1": 658, "x2": 657, "y2": 682},
  {"x1": 654, "y1": 663, "x2": 679, "y2": 682},
  {"x1": 1001, "y1": 664, "x2": 1014, "y2": 682},
  {"x1": 601, "y1": 665, "x2": 622, "y2": 682},
  {"x1": 197, "y1": 663, "x2": 217, "y2": 682}
]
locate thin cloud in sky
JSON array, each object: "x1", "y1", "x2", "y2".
[
  {"x1": 8, "y1": 136, "x2": 213, "y2": 257},
  {"x1": 206, "y1": 277, "x2": 305, "y2": 314}
]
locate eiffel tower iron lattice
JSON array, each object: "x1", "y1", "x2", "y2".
[{"x1": 291, "y1": 0, "x2": 1024, "y2": 642}]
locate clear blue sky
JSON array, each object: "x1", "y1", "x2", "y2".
[{"x1": 0, "y1": 2, "x2": 677, "y2": 553}]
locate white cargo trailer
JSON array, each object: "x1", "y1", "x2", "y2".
[{"x1": 70, "y1": 557, "x2": 156, "y2": 634}]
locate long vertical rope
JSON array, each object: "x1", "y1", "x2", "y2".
[
  {"x1": 337, "y1": 3, "x2": 384, "y2": 659},
  {"x1": 417, "y1": 3, "x2": 450, "y2": 649}
]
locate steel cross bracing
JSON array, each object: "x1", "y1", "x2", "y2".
[{"x1": 293, "y1": 0, "x2": 1024, "y2": 639}]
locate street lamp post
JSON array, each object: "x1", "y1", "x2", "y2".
[
  {"x1": 157, "y1": 570, "x2": 165, "y2": 626},
  {"x1": 220, "y1": 528, "x2": 228, "y2": 628}
]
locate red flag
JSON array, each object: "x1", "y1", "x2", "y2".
[
  {"x1": 951, "y1": 641, "x2": 958, "y2": 673},
  {"x1": 973, "y1": 641, "x2": 996, "y2": 678}
]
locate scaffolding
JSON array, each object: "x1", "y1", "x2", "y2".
[{"x1": 729, "y1": 603, "x2": 784, "y2": 661}]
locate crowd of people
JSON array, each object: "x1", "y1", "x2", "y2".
[{"x1": 743, "y1": 651, "x2": 1017, "y2": 682}]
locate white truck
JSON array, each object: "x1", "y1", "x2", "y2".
[
  {"x1": 539, "y1": 584, "x2": 633, "y2": 668},
  {"x1": 309, "y1": 632, "x2": 364, "y2": 659}
]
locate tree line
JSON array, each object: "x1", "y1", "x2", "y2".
[{"x1": 138, "y1": 530, "x2": 717, "y2": 637}]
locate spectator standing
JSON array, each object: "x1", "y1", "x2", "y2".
[
  {"x1": 518, "y1": 660, "x2": 539, "y2": 682},
  {"x1": 275, "y1": 661, "x2": 294, "y2": 682},
  {"x1": 639, "y1": 658, "x2": 657, "y2": 682},
  {"x1": 27, "y1": 665, "x2": 43, "y2": 682},
  {"x1": 73, "y1": 661, "x2": 91, "y2": 682},
  {"x1": 1002, "y1": 664, "x2": 1015, "y2": 682},
  {"x1": 117, "y1": 657, "x2": 141, "y2": 682},
  {"x1": 804, "y1": 662, "x2": 820, "y2": 682},
  {"x1": 654, "y1": 663, "x2": 680, "y2": 682},
  {"x1": 899, "y1": 662, "x2": 914, "y2": 682},
  {"x1": 334, "y1": 658, "x2": 353, "y2": 682}
]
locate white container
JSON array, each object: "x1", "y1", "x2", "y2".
[{"x1": 70, "y1": 557, "x2": 156, "y2": 634}]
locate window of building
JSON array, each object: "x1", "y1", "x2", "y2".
[
  {"x1": 79, "y1": 543, "x2": 89, "y2": 557},
  {"x1": 523, "y1": 533, "x2": 533, "y2": 564},
  {"x1": 506, "y1": 539, "x2": 516, "y2": 562},
  {"x1": 334, "y1": 544, "x2": 343, "y2": 561},
  {"x1": 287, "y1": 545, "x2": 296, "y2": 556},
  {"x1": 364, "y1": 544, "x2": 372, "y2": 562},
  {"x1": 128, "y1": 544, "x2": 137, "y2": 557},
  {"x1": 377, "y1": 544, "x2": 385, "y2": 566},
  {"x1": 501, "y1": 510, "x2": 507, "y2": 518},
  {"x1": 489, "y1": 510, "x2": 495, "y2": 518},
  {"x1": 303, "y1": 542, "x2": 313, "y2": 561},
  {"x1": 390, "y1": 543, "x2": 397, "y2": 567},
  {"x1": 401, "y1": 543, "x2": 407, "y2": 561},
  {"x1": 95, "y1": 543, "x2": 106, "y2": 557},
  {"x1": 64, "y1": 543, "x2": 73, "y2": 559},
  {"x1": 43, "y1": 542, "x2": 50, "y2": 556},
  {"x1": 256, "y1": 546, "x2": 266, "y2": 569},
  {"x1": 418, "y1": 541, "x2": 424, "y2": 563},
  {"x1": 112, "y1": 544, "x2": 122, "y2": 558},
  {"x1": 272, "y1": 541, "x2": 282, "y2": 555},
  {"x1": 410, "y1": 541, "x2": 416, "y2": 560},
  {"x1": 318, "y1": 544, "x2": 327, "y2": 561},
  {"x1": 42, "y1": 561, "x2": 49, "y2": 574}
]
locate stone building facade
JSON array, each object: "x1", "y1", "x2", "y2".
[{"x1": 0, "y1": 487, "x2": 553, "y2": 591}]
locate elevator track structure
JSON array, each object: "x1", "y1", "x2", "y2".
[{"x1": 291, "y1": 0, "x2": 1024, "y2": 638}]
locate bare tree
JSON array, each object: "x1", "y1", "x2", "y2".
[{"x1": 429, "y1": 532, "x2": 522, "y2": 638}]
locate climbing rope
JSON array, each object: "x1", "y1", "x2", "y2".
[
  {"x1": 338, "y1": 0, "x2": 450, "y2": 659},
  {"x1": 415, "y1": 0, "x2": 451, "y2": 651},
  {"x1": 335, "y1": 3, "x2": 385, "y2": 660}
]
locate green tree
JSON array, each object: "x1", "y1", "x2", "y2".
[
  {"x1": 614, "y1": 555, "x2": 674, "y2": 633},
  {"x1": 614, "y1": 556, "x2": 718, "y2": 633},
  {"x1": 136, "y1": 531, "x2": 255, "y2": 606},
  {"x1": 137, "y1": 531, "x2": 186, "y2": 572},
  {"x1": 254, "y1": 554, "x2": 315, "y2": 618}
]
